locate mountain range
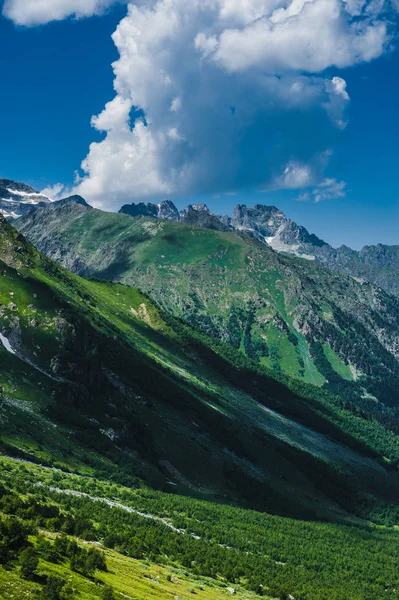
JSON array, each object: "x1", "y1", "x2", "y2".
[
  {"x1": 2, "y1": 180, "x2": 397, "y2": 298},
  {"x1": 3, "y1": 207, "x2": 398, "y2": 519},
  {"x1": 1, "y1": 179, "x2": 399, "y2": 599},
  {"x1": 120, "y1": 199, "x2": 399, "y2": 298},
  {"x1": 6, "y1": 187, "x2": 397, "y2": 418}
]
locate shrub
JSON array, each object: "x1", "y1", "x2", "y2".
[{"x1": 20, "y1": 547, "x2": 39, "y2": 579}]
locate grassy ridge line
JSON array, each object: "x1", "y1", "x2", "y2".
[
  {"x1": 154, "y1": 305, "x2": 399, "y2": 465},
  {"x1": 30, "y1": 250, "x2": 399, "y2": 468},
  {"x1": 25, "y1": 258, "x2": 399, "y2": 471}
]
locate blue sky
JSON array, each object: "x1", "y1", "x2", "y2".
[{"x1": 0, "y1": 0, "x2": 398, "y2": 249}]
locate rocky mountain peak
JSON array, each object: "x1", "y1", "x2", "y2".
[
  {"x1": 158, "y1": 200, "x2": 180, "y2": 221},
  {"x1": 0, "y1": 178, "x2": 52, "y2": 219},
  {"x1": 278, "y1": 219, "x2": 327, "y2": 248},
  {"x1": 0, "y1": 178, "x2": 39, "y2": 195},
  {"x1": 54, "y1": 195, "x2": 91, "y2": 209},
  {"x1": 188, "y1": 203, "x2": 210, "y2": 213},
  {"x1": 232, "y1": 204, "x2": 288, "y2": 239},
  {"x1": 119, "y1": 199, "x2": 180, "y2": 221},
  {"x1": 181, "y1": 203, "x2": 229, "y2": 231},
  {"x1": 119, "y1": 202, "x2": 158, "y2": 218}
]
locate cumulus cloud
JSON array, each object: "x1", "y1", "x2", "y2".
[
  {"x1": 274, "y1": 162, "x2": 314, "y2": 190},
  {"x1": 4, "y1": 0, "x2": 397, "y2": 208},
  {"x1": 211, "y1": 0, "x2": 388, "y2": 73},
  {"x1": 2, "y1": 0, "x2": 124, "y2": 26}
]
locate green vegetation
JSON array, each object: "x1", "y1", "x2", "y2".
[
  {"x1": 16, "y1": 205, "x2": 399, "y2": 411},
  {"x1": 1, "y1": 213, "x2": 399, "y2": 521},
  {"x1": 2, "y1": 214, "x2": 399, "y2": 599},
  {"x1": 1, "y1": 457, "x2": 399, "y2": 600}
]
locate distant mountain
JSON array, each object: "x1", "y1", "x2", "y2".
[
  {"x1": 15, "y1": 199, "x2": 399, "y2": 413},
  {"x1": 0, "y1": 178, "x2": 52, "y2": 218},
  {"x1": 120, "y1": 200, "x2": 230, "y2": 230},
  {"x1": 119, "y1": 200, "x2": 399, "y2": 297},
  {"x1": 119, "y1": 201, "x2": 326, "y2": 251},
  {"x1": 51, "y1": 194, "x2": 91, "y2": 209}
]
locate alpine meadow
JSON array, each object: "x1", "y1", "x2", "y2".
[{"x1": 1, "y1": 1, "x2": 399, "y2": 600}]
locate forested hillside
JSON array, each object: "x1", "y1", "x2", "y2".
[{"x1": 1, "y1": 456, "x2": 399, "y2": 600}]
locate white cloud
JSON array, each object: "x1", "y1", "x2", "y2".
[
  {"x1": 4, "y1": 0, "x2": 396, "y2": 208},
  {"x1": 313, "y1": 178, "x2": 347, "y2": 202},
  {"x1": 297, "y1": 178, "x2": 347, "y2": 202},
  {"x1": 270, "y1": 150, "x2": 335, "y2": 191},
  {"x1": 212, "y1": 0, "x2": 388, "y2": 73},
  {"x1": 274, "y1": 162, "x2": 314, "y2": 190},
  {"x1": 324, "y1": 76, "x2": 351, "y2": 128},
  {"x1": 40, "y1": 183, "x2": 66, "y2": 201},
  {"x1": 2, "y1": 0, "x2": 124, "y2": 26}
]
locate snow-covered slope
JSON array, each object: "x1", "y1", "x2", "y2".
[{"x1": 0, "y1": 178, "x2": 52, "y2": 218}]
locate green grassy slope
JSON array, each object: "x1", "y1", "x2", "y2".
[
  {"x1": 16, "y1": 204, "x2": 399, "y2": 413},
  {"x1": 0, "y1": 213, "x2": 397, "y2": 521}
]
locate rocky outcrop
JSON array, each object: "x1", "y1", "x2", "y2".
[
  {"x1": 53, "y1": 195, "x2": 91, "y2": 209},
  {"x1": 158, "y1": 200, "x2": 180, "y2": 221},
  {"x1": 120, "y1": 202, "x2": 159, "y2": 218},
  {"x1": 180, "y1": 204, "x2": 230, "y2": 231},
  {"x1": 119, "y1": 200, "x2": 229, "y2": 230},
  {"x1": 232, "y1": 204, "x2": 287, "y2": 240}
]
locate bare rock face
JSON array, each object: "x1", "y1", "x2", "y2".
[
  {"x1": 180, "y1": 204, "x2": 230, "y2": 231},
  {"x1": 119, "y1": 200, "x2": 229, "y2": 230},
  {"x1": 158, "y1": 200, "x2": 180, "y2": 221},
  {"x1": 232, "y1": 204, "x2": 327, "y2": 251},
  {"x1": 119, "y1": 202, "x2": 159, "y2": 218},
  {"x1": 232, "y1": 204, "x2": 287, "y2": 240},
  {"x1": 120, "y1": 199, "x2": 181, "y2": 221}
]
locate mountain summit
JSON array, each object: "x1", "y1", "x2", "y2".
[
  {"x1": 0, "y1": 178, "x2": 52, "y2": 218},
  {"x1": 232, "y1": 204, "x2": 327, "y2": 253}
]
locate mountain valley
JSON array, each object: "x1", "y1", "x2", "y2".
[{"x1": 0, "y1": 181, "x2": 398, "y2": 599}]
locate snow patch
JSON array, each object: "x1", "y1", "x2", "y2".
[
  {"x1": 265, "y1": 226, "x2": 315, "y2": 260},
  {"x1": 0, "y1": 333, "x2": 16, "y2": 355},
  {"x1": 0, "y1": 208, "x2": 22, "y2": 219},
  {"x1": 6, "y1": 188, "x2": 52, "y2": 203}
]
